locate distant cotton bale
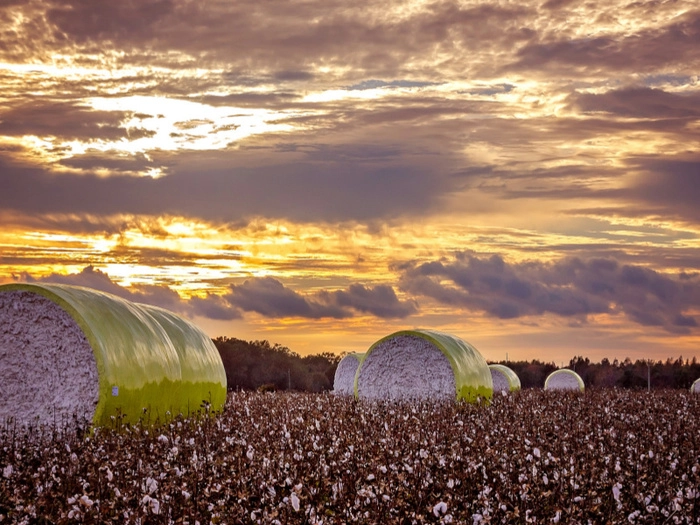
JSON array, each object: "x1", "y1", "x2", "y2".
[
  {"x1": 489, "y1": 364, "x2": 521, "y2": 393},
  {"x1": 544, "y1": 369, "x2": 585, "y2": 392},
  {"x1": 333, "y1": 352, "x2": 365, "y2": 396},
  {"x1": 355, "y1": 329, "x2": 492, "y2": 403},
  {"x1": 691, "y1": 378, "x2": 700, "y2": 393}
]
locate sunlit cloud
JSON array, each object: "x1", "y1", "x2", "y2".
[{"x1": 0, "y1": 0, "x2": 698, "y2": 361}]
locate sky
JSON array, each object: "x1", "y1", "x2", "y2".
[{"x1": 0, "y1": 0, "x2": 699, "y2": 364}]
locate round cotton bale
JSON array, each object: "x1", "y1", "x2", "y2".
[
  {"x1": 489, "y1": 364, "x2": 521, "y2": 393},
  {"x1": 333, "y1": 352, "x2": 365, "y2": 396},
  {"x1": 544, "y1": 369, "x2": 585, "y2": 392},
  {"x1": 355, "y1": 329, "x2": 492, "y2": 402},
  {"x1": 691, "y1": 378, "x2": 700, "y2": 393},
  {"x1": 0, "y1": 283, "x2": 226, "y2": 428}
]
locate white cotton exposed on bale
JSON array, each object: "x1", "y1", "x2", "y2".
[
  {"x1": 489, "y1": 364, "x2": 521, "y2": 393},
  {"x1": 544, "y1": 369, "x2": 585, "y2": 392},
  {"x1": 691, "y1": 378, "x2": 700, "y2": 393},
  {"x1": 357, "y1": 335, "x2": 456, "y2": 401},
  {"x1": 0, "y1": 291, "x2": 99, "y2": 427},
  {"x1": 333, "y1": 353, "x2": 364, "y2": 396}
]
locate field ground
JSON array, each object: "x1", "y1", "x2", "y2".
[{"x1": 1, "y1": 389, "x2": 699, "y2": 524}]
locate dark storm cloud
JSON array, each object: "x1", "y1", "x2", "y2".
[
  {"x1": 224, "y1": 277, "x2": 417, "y2": 319},
  {"x1": 397, "y1": 253, "x2": 700, "y2": 333},
  {"x1": 0, "y1": 100, "x2": 143, "y2": 141},
  {"x1": 0, "y1": 149, "x2": 446, "y2": 223}
]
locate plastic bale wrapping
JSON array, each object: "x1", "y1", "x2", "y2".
[
  {"x1": 691, "y1": 378, "x2": 700, "y2": 394},
  {"x1": 489, "y1": 364, "x2": 521, "y2": 393},
  {"x1": 544, "y1": 368, "x2": 585, "y2": 392},
  {"x1": 0, "y1": 283, "x2": 226, "y2": 428},
  {"x1": 333, "y1": 352, "x2": 365, "y2": 396},
  {"x1": 355, "y1": 329, "x2": 492, "y2": 403}
]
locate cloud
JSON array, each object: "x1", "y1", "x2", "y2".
[
  {"x1": 318, "y1": 283, "x2": 418, "y2": 319},
  {"x1": 626, "y1": 155, "x2": 700, "y2": 223},
  {"x1": 397, "y1": 253, "x2": 700, "y2": 333},
  {"x1": 223, "y1": 277, "x2": 416, "y2": 319},
  {"x1": 511, "y1": 10, "x2": 700, "y2": 75},
  {"x1": 0, "y1": 150, "x2": 447, "y2": 223},
  {"x1": 570, "y1": 87, "x2": 700, "y2": 119},
  {"x1": 14, "y1": 266, "x2": 416, "y2": 321},
  {"x1": 223, "y1": 277, "x2": 349, "y2": 319},
  {"x1": 0, "y1": 100, "x2": 144, "y2": 141},
  {"x1": 45, "y1": 0, "x2": 176, "y2": 44}
]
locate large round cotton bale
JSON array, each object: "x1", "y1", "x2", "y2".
[
  {"x1": 691, "y1": 378, "x2": 700, "y2": 393},
  {"x1": 489, "y1": 364, "x2": 521, "y2": 393},
  {"x1": 0, "y1": 283, "x2": 226, "y2": 428},
  {"x1": 355, "y1": 329, "x2": 492, "y2": 403},
  {"x1": 333, "y1": 352, "x2": 365, "y2": 396},
  {"x1": 544, "y1": 369, "x2": 585, "y2": 392}
]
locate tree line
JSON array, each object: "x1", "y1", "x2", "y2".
[
  {"x1": 213, "y1": 337, "x2": 341, "y2": 392},
  {"x1": 494, "y1": 355, "x2": 700, "y2": 390},
  {"x1": 213, "y1": 336, "x2": 700, "y2": 392}
]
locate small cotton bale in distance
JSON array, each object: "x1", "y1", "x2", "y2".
[
  {"x1": 0, "y1": 283, "x2": 226, "y2": 428},
  {"x1": 489, "y1": 364, "x2": 521, "y2": 393},
  {"x1": 333, "y1": 352, "x2": 365, "y2": 396},
  {"x1": 544, "y1": 369, "x2": 585, "y2": 392},
  {"x1": 355, "y1": 329, "x2": 492, "y2": 402},
  {"x1": 691, "y1": 378, "x2": 700, "y2": 393}
]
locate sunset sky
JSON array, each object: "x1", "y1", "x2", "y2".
[{"x1": 1, "y1": 0, "x2": 699, "y2": 364}]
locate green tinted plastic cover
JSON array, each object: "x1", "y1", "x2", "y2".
[
  {"x1": 0, "y1": 283, "x2": 226, "y2": 426},
  {"x1": 489, "y1": 364, "x2": 522, "y2": 392},
  {"x1": 357, "y1": 329, "x2": 493, "y2": 403},
  {"x1": 544, "y1": 369, "x2": 585, "y2": 392}
]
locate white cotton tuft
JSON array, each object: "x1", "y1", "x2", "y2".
[
  {"x1": 290, "y1": 492, "x2": 300, "y2": 512},
  {"x1": 433, "y1": 501, "x2": 448, "y2": 516}
]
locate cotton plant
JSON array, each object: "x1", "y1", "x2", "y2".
[{"x1": 0, "y1": 389, "x2": 699, "y2": 523}]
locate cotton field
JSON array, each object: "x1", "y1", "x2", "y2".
[{"x1": 1, "y1": 390, "x2": 699, "y2": 524}]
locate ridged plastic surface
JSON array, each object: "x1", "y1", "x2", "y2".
[
  {"x1": 489, "y1": 364, "x2": 522, "y2": 392},
  {"x1": 0, "y1": 283, "x2": 226, "y2": 426},
  {"x1": 357, "y1": 329, "x2": 493, "y2": 402}
]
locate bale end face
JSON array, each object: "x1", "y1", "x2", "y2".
[
  {"x1": 357, "y1": 335, "x2": 456, "y2": 401},
  {"x1": 0, "y1": 291, "x2": 99, "y2": 428}
]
